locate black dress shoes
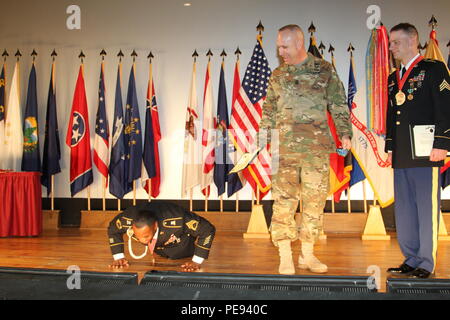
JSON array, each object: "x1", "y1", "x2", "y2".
[
  {"x1": 387, "y1": 263, "x2": 415, "y2": 274},
  {"x1": 409, "y1": 268, "x2": 432, "y2": 279}
]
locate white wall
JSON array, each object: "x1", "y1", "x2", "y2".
[{"x1": 1, "y1": 0, "x2": 449, "y2": 200}]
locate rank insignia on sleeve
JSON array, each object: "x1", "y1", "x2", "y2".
[
  {"x1": 109, "y1": 238, "x2": 114, "y2": 244},
  {"x1": 439, "y1": 79, "x2": 450, "y2": 92},
  {"x1": 203, "y1": 235, "x2": 211, "y2": 246},
  {"x1": 186, "y1": 220, "x2": 199, "y2": 231}
]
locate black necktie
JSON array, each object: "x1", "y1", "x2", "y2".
[{"x1": 401, "y1": 67, "x2": 407, "y2": 79}]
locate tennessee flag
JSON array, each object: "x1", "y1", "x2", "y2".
[{"x1": 66, "y1": 65, "x2": 93, "y2": 197}]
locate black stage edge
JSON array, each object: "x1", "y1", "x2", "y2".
[
  {"x1": 1, "y1": 268, "x2": 450, "y2": 301},
  {"x1": 140, "y1": 270, "x2": 377, "y2": 294},
  {"x1": 387, "y1": 277, "x2": 450, "y2": 294},
  {"x1": 39, "y1": 197, "x2": 424, "y2": 230}
]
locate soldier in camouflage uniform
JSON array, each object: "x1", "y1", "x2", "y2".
[{"x1": 260, "y1": 25, "x2": 352, "y2": 275}]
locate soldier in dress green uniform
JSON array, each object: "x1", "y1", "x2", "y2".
[{"x1": 260, "y1": 24, "x2": 352, "y2": 274}]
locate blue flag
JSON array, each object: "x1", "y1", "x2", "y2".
[
  {"x1": 109, "y1": 64, "x2": 130, "y2": 198},
  {"x1": 214, "y1": 62, "x2": 232, "y2": 196},
  {"x1": 22, "y1": 64, "x2": 41, "y2": 172},
  {"x1": 124, "y1": 64, "x2": 142, "y2": 187},
  {"x1": 348, "y1": 57, "x2": 366, "y2": 186},
  {"x1": 41, "y1": 63, "x2": 61, "y2": 194}
]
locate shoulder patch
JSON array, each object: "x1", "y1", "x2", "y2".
[
  {"x1": 116, "y1": 219, "x2": 122, "y2": 230},
  {"x1": 186, "y1": 220, "x2": 199, "y2": 231}
]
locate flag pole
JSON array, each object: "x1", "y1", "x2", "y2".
[
  {"x1": 100, "y1": 50, "x2": 107, "y2": 211},
  {"x1": 363, "y1": 180, "x2": 367, "y2": 213},
  {"x1": 51, "y1": 175, "x2": 55, "y2": 211},
  {"x1": 189, "y1": 188, "x2": 193, "y2": 211},
  {"x1": 234, "y1": 47, "x2": 242, "y2": 214},
  {"x1": 147, "y1": 51, "x2": 154, "y2": 204},
  {"x1": 204, "y1": 49, "x2": 213, "y2": 213},
  {"x1": 347, "y1": 187, "x2": 351, "y2": 214},
  {"x1": 78, "y1": 50, "x2": 91, "y2": 212},
  {"x1": 117, "y1": 50, "x2": 124, "y2": 213},
  {"x1": 133, "y1": 180, "x2": 136, "y2": 206},
  {"x1": 331, "y1": 194, "x2": 335, "y2": 213},
  {"x1": 50, "y1": 50, "x2": 57, "y2": 212}
]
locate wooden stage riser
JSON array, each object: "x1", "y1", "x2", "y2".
[{"x1": 43, "y1": 210, "x2": 450, "y2": 235}]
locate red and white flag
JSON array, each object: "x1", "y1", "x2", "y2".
[
  {"x1": 201, "y1": 61, "x2": 216, "y2": 196},
  {"x1": 93, "y1": 62, "x2": 109, "y2": 186}
]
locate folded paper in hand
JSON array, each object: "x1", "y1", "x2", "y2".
[
  {"x1": 229, "y1": 146, "x2": 265, "y2": 174},
  {"x1": 410, "y1": 125, "x2": 450, "y2": 158}
]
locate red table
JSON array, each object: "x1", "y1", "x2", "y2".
[{"x1": 0, "y1": 171, "x2": 42, "y2": 237}]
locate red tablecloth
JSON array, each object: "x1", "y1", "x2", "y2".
[{"x1": 0, "y1": 171, "x2": 42, "y2": 237}]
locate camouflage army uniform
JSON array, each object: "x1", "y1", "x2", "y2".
[{"x1": 260, "y1": 53, "x2": 352, "y2": 246}]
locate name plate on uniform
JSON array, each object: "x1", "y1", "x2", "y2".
[{"x1": 410, "y1": 125, "x2": 450, "y2": 159}]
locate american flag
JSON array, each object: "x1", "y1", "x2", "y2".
[
  {"x1": 93, "y1": 62, "x2": 110, "y2": 186},
  {"x1": 229, "y1": 37, "x2": 272, "y2": 200}
]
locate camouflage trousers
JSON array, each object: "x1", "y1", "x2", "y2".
[{"x1": 270, "y1": 152, "x2": 330, "y2": 246}]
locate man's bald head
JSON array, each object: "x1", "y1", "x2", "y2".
[
  {"x1": 278, "y1": 24, "x2": 305, "y2": 43},
  {"x1": 277, "y1": 24, "x2": 307, "y2": 65}
]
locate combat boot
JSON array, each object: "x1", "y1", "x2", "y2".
[
  {"x1": 277, "y1": 240, "x2": 295, "y2": 275},
  {"x1": 299, "y1": 242, "x2": 328, "y2": 273}
]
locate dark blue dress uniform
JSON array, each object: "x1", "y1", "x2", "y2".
[
  {"x1": 385, "y1": 57, "x2": 450, "y2": 273},
  {"x1": 107, "y1": 202, "x2": 216, "y2": 261}
]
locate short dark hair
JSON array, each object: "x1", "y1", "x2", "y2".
[
  {"x1": 133, "y1": 210, "x2": 157, "y2": 228},
  {"x1": 390, "y1": 23, "x2": 419, "y2": 40}
]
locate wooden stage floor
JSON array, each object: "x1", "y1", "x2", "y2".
[{"x1": 1, "y1": 229, "x2": 450, "y2": 293}]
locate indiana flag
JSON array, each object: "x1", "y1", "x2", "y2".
[
  {"x1": 21, "y1": 63, "x2": 41, "y2": 172},
  {"x1": 41, "y1": 62, "x2": 61, "y2": 195},
  {"x1": 0, "y1": 63, "x2": 6, "y2": 164},
  {"x1": 124, "y1": 64, "x2": 142, "y2": 188},
  {"x1": 93, "y1": 62, "x2": 110, "y2": 187},
  {"x1": 201, "y1": 60, "x2": 216, "y2": 196},
  {"x1": 66, "y1": 65, "x2": 93, "y2": 197},
  {"x1": 350, "y1": 28, "x2": 394, "y2": 207},
  {"x1": 227, "y1": 58, "x2": 245, "y2": 197},
  {"x1": 3, "y1": 61, "x2": 23, "y2": 171},
  {"x1": 109, "y1": 63, "x2": 129, "y2": 199},
  {"x1": 229, "y1": 36, "x2": 272, "y2": 200},
  {"x1": 142, "y1": 62, "x2": 162, "y2": 198},
  {"x1": 213, "y1": 61, "x2": 232, "y2": 196},
  {"x1": 181, "y1": 61, "x2": 202, "y2": 197}
]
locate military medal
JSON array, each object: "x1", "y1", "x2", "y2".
[
  {"x1": 395, "y1": 91, "x2": 406, "y2": 105},
  {"x1": 395, "y1": 55, "x2": 424, "y2": 105}
]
